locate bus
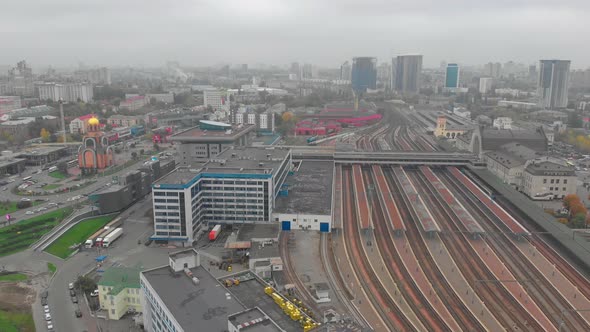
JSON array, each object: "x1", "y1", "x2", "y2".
[
  {"x1": 48, "y1": 166, "x2": 57, "y2": 172},
  {"x1": 67, "y1": 159, "x2": 78, "y2": 168},
  {"x1": 21, "y1": 176, "x2": 32, "y2": 181}
]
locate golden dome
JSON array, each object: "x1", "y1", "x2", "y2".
[{"x1": 88, "y1": 117, "x2": 99, "y2": 126}]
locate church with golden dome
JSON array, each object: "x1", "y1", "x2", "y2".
[{"x1": 77, "y1": 116, "x2": 114, "y2": 174}]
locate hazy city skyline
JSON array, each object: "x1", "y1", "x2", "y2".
[{"x1": 1, "y1": 0, "x2": 589, "y2": 69}]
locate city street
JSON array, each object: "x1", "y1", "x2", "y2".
[{"x1": 1, "y1": 143, "x2": 173, "y2": 226}]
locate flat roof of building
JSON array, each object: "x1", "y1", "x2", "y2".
[
  {"x1": 224, "y1": 273, "x2": 303, "y2": 331},
  {"x1": 155, "y1": 148, "x2": 290, "y2": 187},
  {"x1": 170, "y1": 123, "x2": 256, "y2": 143},
  {"x1": 228, "y1": 307, "x2": 283, "y2": 332},
  {"x1": 526, "y1": 161, "x2": 576, "y2": 176},
  {"x1": 236, "y1": 224, "x2": 280, "y2": 242},
  {"x1": 249, "y1": 241, "x2": 280, "y2": 260},
  {"x1": 0, "y1": 158, "x2": 25, "y2": 168},
  {"x1": 17, "y1": 146, "x2": 67, "y2": 156},
  {"x1": 274, "y1": 160, "x2": 334, "y2": 215},
  {"x1": 142, "y1": 265, "x2": 245, "y2": 332}
]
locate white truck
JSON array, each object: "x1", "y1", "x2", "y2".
[
  {"x1": 85, "y1": 227, "x2": 112, "y2": 248},
  {"x1": 102, "y1": 228, "x2": 123, "y2": 248}
]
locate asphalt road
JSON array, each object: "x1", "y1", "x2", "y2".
[
  {"x1": 45, "y1": 195, "x2": 171, "y2": 332},
  {"x1": 1, "y1": 144, "x2": 174, "y2": 226}
]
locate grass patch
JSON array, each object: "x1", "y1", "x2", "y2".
[
  {"x1": 0, "y1": 202, "x2": 18, "y2": 215},
  {"x1": 47, "y1": 262, "x2": 57, "y2": 275},
  {"x1": 0, "y1": 273, "x2": 27, "y2": 282},
  {"x1": 45, "y1": 215, "x2": 116, "y2": 259},
  {"x1": 0, "y1": 201, "x2": 40, "y2": 215},
  {"x1": 0, "y1": 310, "x2": 35, "y2": 332},
  {"x1": 48, "y1": 171, "x2": 67, "y2": 179},
  {"x1": 0, "y1": 208, "x2": 73, "y2": 257},
  {"x1": 42, "y1": 183, "x2": 62, "y2": 190}
]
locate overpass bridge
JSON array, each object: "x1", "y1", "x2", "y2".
[{"x1": 287, "y1": 148, "x2": 482, "y2": 166}]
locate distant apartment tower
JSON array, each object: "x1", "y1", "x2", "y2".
[
  {"x1": 8, "y1": 61, "x2": 34, "y2": 97},
  {"x1": 445, "y1": 63, "x2": 460, "y2": 88},
  {"x1": 392, "y1": 55, "x2": 423, "y2": 94},
  {"x1": 302, "y1": 63, "x2": 316, "y2": 79},
  {"x1": 351, "y1": 57, "x2": 377, "y2": 93},
  {"x1": 203, "y1": 89, "x2": 229, "y2": 112},
  {"x1": 36, "y1": 82, "x2": 94, "y2": 103},
  {"x1": 484, "y1": 62, "x2": 502, "y2": 78},
  {"x1": 74, "y1": 67, "x2": 111, "y2": 85},
  {"x1": 340, "y1": 61, "x2": 352, "y2": 81},
  {"x1": 230, "y1": 109, "x2": 275, "y2": 133},
  {"x1": 479, "y1": 77, "x2": 493, "y2": 94},
  {"x1": 538, "y1": 60, "x2": 571, "y2": 109}
]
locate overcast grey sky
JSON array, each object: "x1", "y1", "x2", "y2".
[{"x1": 1, "y1": 0, "x2": 588, "y2": 69}]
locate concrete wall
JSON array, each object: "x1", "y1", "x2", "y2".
[{"x1": 274, "y1": 213, "x2": 331, "y2": 232}]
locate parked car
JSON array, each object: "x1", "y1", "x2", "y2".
[
  {"x1": 41, "y1": 298, "x2": 47, "y2": 306},
  {"x1": 20, "y1": 198, "x2": 31, "y2": 201},
  {"x1": 71, "y1": 296, "x2": 78, "y2": 304},
  {"x1": 44, "y1": 313, "x2": 52, "y2": 321},
  {"x1": 41, "y1": 290, "x2": 48, "y2": 299},
  {"x1": 69, "y1": 289, "x2": 76, "y2": 297},
  {"x1": 25, "y1": 211, "x2": 34, "y2": 215},
  {"x1": 68, "y1": 282, "x2": 74, "y2": 290},
  {"x1": 90, "y1": 289, "x2": 99, "y2": 297},
  {"x1": 47, "y1": 321, "x2": 54, "y2": 331},
  {"x1": 43, "y1": 306, "x2": 50, "y2": 314},
  {"x1": 75, "y1": 309, "x2": 82, "y2": 318}
]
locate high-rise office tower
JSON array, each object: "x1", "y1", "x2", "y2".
[
  {"x1": 445, "y1": 63, "x2": 460, "y2": 88},
  {"x1": 351, "y1": 57, "x2": 377, "y2": 93},
  {"x1": 340, "y1": 61, "x2": 352, "y2": 80},
  {"x1": 538, "y1": 60, "x2": 570, "y2": 109},
  {"x1": 392, "y1": 55, "x2": 423, "y2": 94}
]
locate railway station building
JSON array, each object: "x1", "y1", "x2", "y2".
[{"x1": 151, "y1": 147, "x2": 292, "y2": 245}]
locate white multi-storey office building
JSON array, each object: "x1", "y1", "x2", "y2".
[{"x1": 151, "y1": 147, "x2": 292, "y2": 245}]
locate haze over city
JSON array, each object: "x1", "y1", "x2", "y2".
[
  {"x1": 1, "y1": 0, "x2": 589, "y2": 68},
  {"x1": 2, "y1": 1, "x2": 590, "y2": 332}
]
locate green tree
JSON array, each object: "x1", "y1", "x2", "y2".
[
  {"x1": 570, "y1": 213, "x2": 587, "y2": 228},
  {"x1": 568, "y1": 112, "x2": 583, "y2": 128},
  {"x1": 57, "y1": 161, "x2": 68, "y2": 174},
  {"x1": 74, "y1": 275, "x2": 97, "y2": 294}
]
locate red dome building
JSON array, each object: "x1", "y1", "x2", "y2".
[{"x1": 78, "y1": 117, "x2": 114, "y2": 174}]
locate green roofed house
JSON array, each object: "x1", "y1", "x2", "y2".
[{"x1": 98, "y1": 267, "x2": 142, "y2": 320}]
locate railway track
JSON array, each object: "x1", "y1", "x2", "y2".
[
  {"x1": 405, "y1": 167, "x2": 542, "y2": 331},
  {"x1": 279, "y1": 232, "x2": 321, "y2": 315},
  {"x1": 380, "y1": 166, "x2": 485, "y2": 331},
  {"x1": 362, "y1": 167, "x2": 450, "y2": 332},
  {"x1": 342, "y1": 167, "x2": 416, "y2": 331},
  {"x1": 438, "y1": 169, "x2": 589, "y2": 331}
]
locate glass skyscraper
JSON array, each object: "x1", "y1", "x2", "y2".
[
  {"x1": 392, "y1": 55, "x2": 423, "y2": 94},
  {"x1": 538, "y1": 60, "x2": 570, "y2": 109},
  {"x1": 351, "y1": 57, "x2": 377, "y2": 93},
  {"x1": 445, "y1": 63, "x2": 460, "y2": 88}
]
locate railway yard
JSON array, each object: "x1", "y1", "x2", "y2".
[{"x1": 278, "y1": 107, "x2": 590, "y2": 331}]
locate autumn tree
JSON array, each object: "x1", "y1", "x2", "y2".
[
  {"x1": 563, "y1": 194, "x2": 581, "y2": 209},
  {"x1": 569, "y1": 202, "x2": 587, "y2": 218},
  {"x1": 281, "y1": 112, "x2": 294, "y2": 122},
  {"x1": 40, "y1": 128, "x2": 51, "y2": 142}
]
